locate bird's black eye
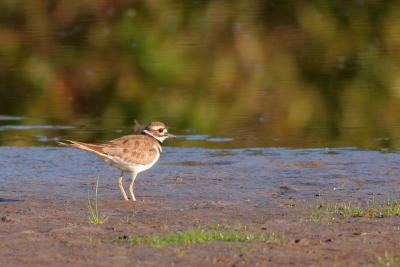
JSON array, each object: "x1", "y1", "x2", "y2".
[{"x1": 158, "y1": 128, "x2": 164, "y2": 133}]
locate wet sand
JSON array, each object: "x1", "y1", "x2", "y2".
[{"x1": 1, "y1": 147, "x2": 400, "y2": 266}]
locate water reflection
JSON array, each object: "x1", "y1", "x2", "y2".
[{"x1": 0, "y1": 1, "x2": 399, "y2": 148}]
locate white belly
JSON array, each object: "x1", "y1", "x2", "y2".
[
  {"x1": 133, "y1": 152, "x2": 160, "y2": 173},
  {"x1": 103, "y1": 147, "x2": 160, "y2": 174}
]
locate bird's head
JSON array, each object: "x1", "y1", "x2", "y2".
[{"x1": 142, "y1": 121, "x2": 175, "y2": 143}]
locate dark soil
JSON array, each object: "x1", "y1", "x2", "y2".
[{"x1": 1, "y1": 195, "x2": 400, "y2": 266}]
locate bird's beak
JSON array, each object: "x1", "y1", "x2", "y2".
[{"x1": 166, "y1": 133, "x2": 176, "y2": 138}]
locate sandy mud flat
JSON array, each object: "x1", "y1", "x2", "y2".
[{"x1": 1, "y1": 147, "x2": 400, "y2": 266}]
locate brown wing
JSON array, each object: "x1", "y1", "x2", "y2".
[
  {"x1": 59, "y1": 135, "x2": 159, "y2": 165},
  {"x1": 101, "y1": 135, "x2": 159, "y2": 165}
]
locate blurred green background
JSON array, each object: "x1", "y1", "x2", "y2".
[{"x1": 0, "y1": 0, "x2": 399, "y2": 148}]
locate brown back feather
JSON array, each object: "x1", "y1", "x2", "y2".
[{"x1": 59, "y1": 135, "x2": 161, "y2": 165}]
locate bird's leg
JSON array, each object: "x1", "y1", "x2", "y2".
[
  {"x1": 129, "y1": 172, "x2": 137, "y2": 202},
  {"x1": 118, "y1": 172, "x2": 129, "y2": 201}
]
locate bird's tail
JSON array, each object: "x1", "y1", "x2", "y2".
[{"x1": 58, "y1": 140, "x2": 106, "y2": 157}]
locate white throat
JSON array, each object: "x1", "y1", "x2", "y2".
[{"x1": 143, "y1": 130, "x2": 166, "y2": 143}]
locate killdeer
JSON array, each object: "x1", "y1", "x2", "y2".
[{"x1": 59, "y1": 121, "x2": 175, "y2": 201}]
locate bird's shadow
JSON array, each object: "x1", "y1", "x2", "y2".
[{"x1": 0, "y1": 198, "x2": 22, "y2": 203}]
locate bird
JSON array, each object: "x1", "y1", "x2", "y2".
[{"x1": 58, "y1": 121, "x2": 175, "y2": 201}]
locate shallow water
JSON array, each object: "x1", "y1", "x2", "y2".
[{"x1": 1, "y1": 146, "x2": 399, "y2": 203}]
